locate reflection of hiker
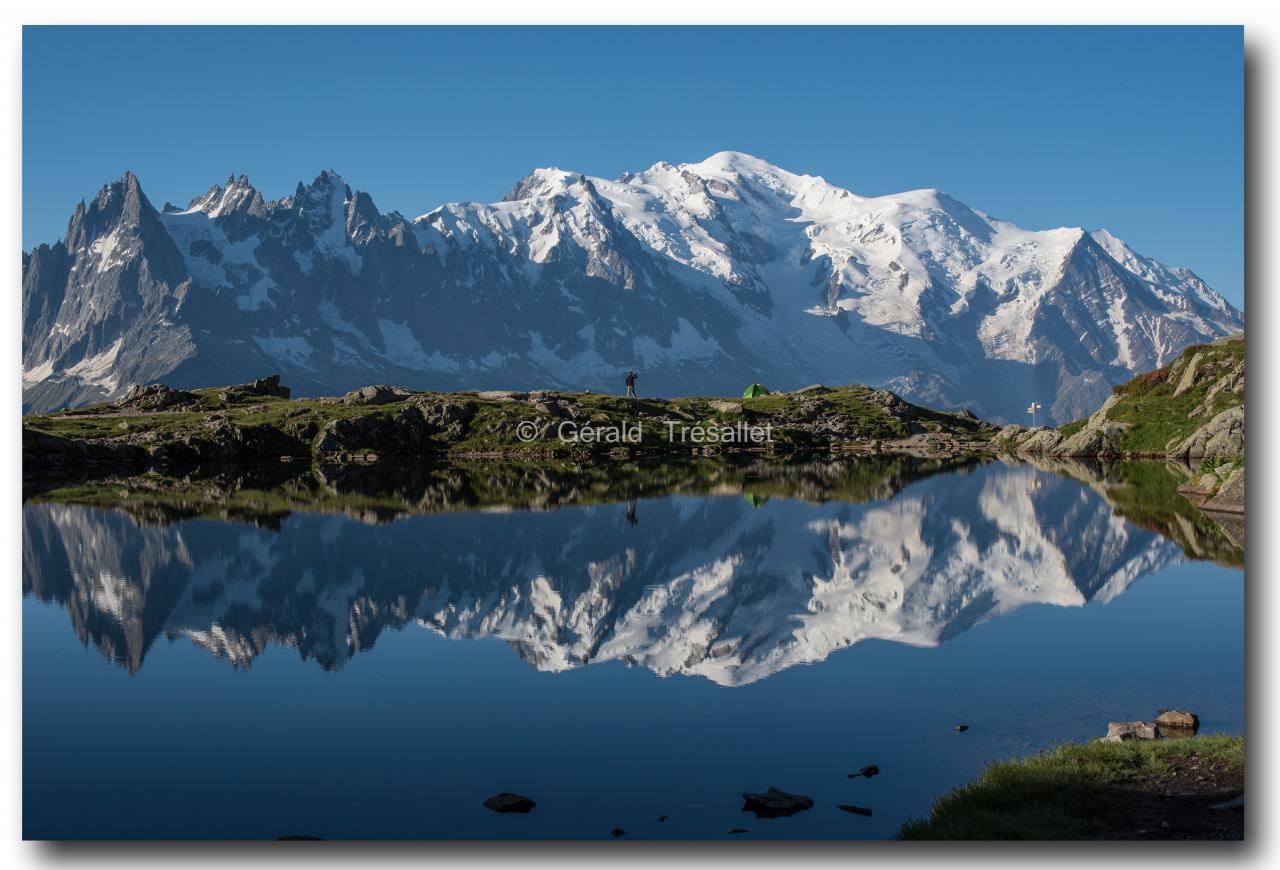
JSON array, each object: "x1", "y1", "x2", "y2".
[
  {"x1": 625, "y1": 371, "x2": 637, "y2": 399},
  {"x1": 626, "y1": 499, "x2": 638, "y2": 526}
]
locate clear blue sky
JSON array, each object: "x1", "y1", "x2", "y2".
[{"x1": 23, "y1": 25, "x2": 1244, "y2": 307}]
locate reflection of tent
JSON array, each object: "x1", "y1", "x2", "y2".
[
  {"x1": 742, "y1": 383, "x2": 770, "y2": 398},
  {"x1": 743, "y1": 491, "x2": 771, "y2": 508}
]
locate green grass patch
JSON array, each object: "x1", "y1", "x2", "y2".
[
  {"x1": 1092, "y1": 336, "x2": 1244, "y2": 455},
  {"x1": 900, "y1": 734, "x2": 1243, "y2": 840}
]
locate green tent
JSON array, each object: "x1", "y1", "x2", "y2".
[{"x1": 742, "y1": 383, "x2": 770, "y2": 398}]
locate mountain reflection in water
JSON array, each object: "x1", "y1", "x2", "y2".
[{"x1": 22, "y1": 456, "x2": 1239, "y2": 684}]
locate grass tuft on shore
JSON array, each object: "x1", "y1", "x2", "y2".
[{"x1": 900, "y1": 734, "x2": 1243, "y2": 840}]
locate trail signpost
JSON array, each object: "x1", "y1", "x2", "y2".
[{"x1": 1027, "y1": 402, "x2": 1043, "y2": 427}]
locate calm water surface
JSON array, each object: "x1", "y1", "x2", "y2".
[{"x1": 22, "y1": 457, "x2": 1244, "y2": 839}]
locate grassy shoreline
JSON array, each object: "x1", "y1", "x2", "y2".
[
  {"x1": 901, "y1": 734, "x2": 1244, "y2": 840},
  {"x1": 23, "y1": 381, "x2": 998, "y2": 469}
]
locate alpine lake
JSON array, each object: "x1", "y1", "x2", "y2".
[{"x1": 22, "y1": 454, "x2": 1244, "y2": 840}]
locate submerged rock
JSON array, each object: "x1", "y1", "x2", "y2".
[
  {"x1": 610, "y1": 827, "x2": 626, "y2": 837},
  {"x1": 837, "y1": 804, "x2": 873, "y2": 817},
  {"x1": 483, "y1": 792, "x2": 536, "y2": 813},
  {"x1": 851, "y1": 765, "x2": 880, "y2": 778},
  {"x1": 741, "y1": 786, "x2": 814, "y2": 818},
  {"x1": 954, "y1": 724, "x2": 969, "y2": 733},
  {"x1": 1155, "y1": 710, "x2": 1201, "y2": 733}
]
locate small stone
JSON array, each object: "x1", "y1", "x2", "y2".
[
  {"x1": 483, "y1": 792, "x2": 536, "y2": 813},
  {"x1": 851, "y1": 765, "x2": 880, "y2": 778},
  {"x1": 610, "y1": 827, "x2": 626, "y2": 837},
  {"x1": 658, "y1": 815, "x2": 668, "y2": 822},
  {"x1": 728, "y1": 827, "x2": 751, "y2": 834},
  {"x1": 837, "y1": 804, "x2": 873, "y2": 817},
  {"x1": 954, "y1": 724, "x2": 969, "y2": 733}
]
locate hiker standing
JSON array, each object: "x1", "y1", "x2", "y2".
[{"x1": 625, "y1": 371, "x2": 637, "y2": 399}]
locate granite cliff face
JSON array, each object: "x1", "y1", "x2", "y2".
[{"x1": 23, "y1": 153, "x2": 1242, "y2": 421}]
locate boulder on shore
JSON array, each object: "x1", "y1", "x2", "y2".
[
  {"x1": 1168, "y1": 405, "x2": 1244, "y2": 461},
  {"x1": 1201, "y1": 467, "x2": 1245, "y2": 514},
  {"x1": 1102, "y1": 721, "x2": 1162, "y2": 742}
]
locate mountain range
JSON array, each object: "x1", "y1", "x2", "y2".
[{"x1": 21, "y1": 152, "x2": 1243, "y2": 422}]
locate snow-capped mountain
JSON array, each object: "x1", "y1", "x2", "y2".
[
  {"x1": 23, "y1": 463, "x2": 1181, "y2": 683},
  {"x1": 21, "y1": 153, "x2": 1243, "y2": 421}
]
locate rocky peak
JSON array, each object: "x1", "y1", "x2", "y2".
[{"x1": 64, "y1": 171, "x2": 156, "y2": 250}]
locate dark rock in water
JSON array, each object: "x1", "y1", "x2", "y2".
[
  {"x1": 728, "y1": 827, "x2": 751, "y2": 834},
  {"x1": 1102, "y1": 721, "x2": 1161, "y2": 742},
  {"x1": 954, "y1": 724, "x2": 969, "y2": 732},
  {"x1": 1155, "y1": 710, "x2": 1200, "y2": 733},
  {"x1": 658, "y1": 815, "x2": 668, "y2": 822},
  {"x1": 851, "y1": 764, "x2": 880, "y2": 778},
  {"x1": 741, "y1": 786, "x2": 815, "y2": 818},
  {"x1": 837, "y1": 804, "x2": 873, "y2": 817},
  {"x1": 277, "y1": 834, "x2": 323, "y2": 840},
  {"x1": 483, "y1": 792, "x2": 536, "y2": 813},
  {"x1": 610, "y1": 827, "x2": 627, "y2": 837}
]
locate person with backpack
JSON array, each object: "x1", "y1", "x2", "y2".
[{"x1": 625, "y1": 371, "x2": 637, "y2": 399}]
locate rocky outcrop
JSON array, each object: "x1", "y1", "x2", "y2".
[
  {"x1": 313, "y1": 405, "x2": 434, "y2": 457},
  {"x1": 115, "y1": 383, "x2": 200, "y2": 412},
  {"x1": 1202, "y1": 467, "x2": 1245, "y2": 514},
  {"x1": 997, "y1": 394, "x2": 1127, "y2": 457},
  {"x1": 220, "y1": 374, "x2": 290, "y2": 403},
  {"x1": 1168, "y1": 405, "x2": 1244, "y2": 461},
  {"x1": 333, "y1": 385, "x2": 414, "y2": 406}
]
